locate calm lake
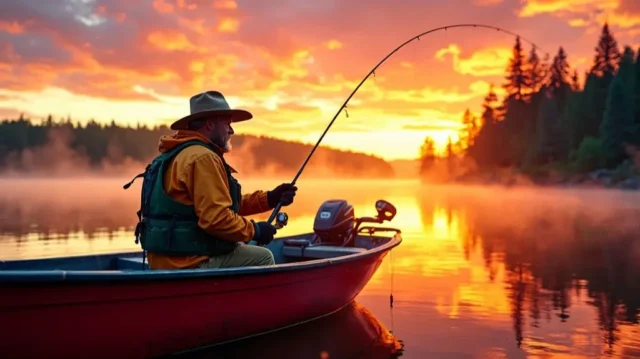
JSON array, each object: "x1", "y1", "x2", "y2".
[{"x1": 1, "y1": 178, "x2": 639, "y2": 358}]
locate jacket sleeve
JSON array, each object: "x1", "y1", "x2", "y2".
[
  {"x1": 184, "y1": 152, "x2": 256, "y2": 243},
  {"x1": 239, "y1": 191, "x2": 271, "y2": 216}
]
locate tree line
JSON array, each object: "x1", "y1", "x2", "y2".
[
  {"x1": 420, "y1": 23, "x2": 640, "y2": 184},
  {"x1": 0, "y1": 116, "x2": 395, "y2": 178}
]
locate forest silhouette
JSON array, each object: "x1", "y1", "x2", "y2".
[
  {"x1": 0, "y1": 116, "x2": 395, "y2": 178},
  {"x1": 420, "y1": 23, "x2": 640, "y2": 187}
]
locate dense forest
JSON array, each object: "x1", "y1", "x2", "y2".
[
  {"x1": 0, "y1": 116, "x2": 395, "y2": 178},
  {"x1": 420, "y1": 23, "x2": 640, "y2": 188}
]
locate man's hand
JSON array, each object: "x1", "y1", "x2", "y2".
[
  {"x1": 252, "y1": 221, "x2": 277, "y2": 246},
  {"x1": 267, "y1": 183, "x2": 298, "y2": 208}
]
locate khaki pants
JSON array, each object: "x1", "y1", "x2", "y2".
[{"x1": 197, "y1": 243, "x2": 275, "y2": 268}]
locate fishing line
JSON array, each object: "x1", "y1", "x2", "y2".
[{"x1": 268, "y1": 23, "x2": 550, "y2": 223}]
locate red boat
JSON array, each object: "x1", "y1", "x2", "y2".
[{"x1": 0, "y1": 199, "x2": 402, "y2": 359}]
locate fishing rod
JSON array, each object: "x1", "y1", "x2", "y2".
[{"x1": 267, "y1": 23, "x2": 548, "y2": 224}]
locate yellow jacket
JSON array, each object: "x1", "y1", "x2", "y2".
[{"x1": 146, "y1": 130, "x2": 271, "y2": 269}]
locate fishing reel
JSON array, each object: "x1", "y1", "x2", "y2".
[{"x1": 274, "y1": 212, "x2": 289, "y2": 229}]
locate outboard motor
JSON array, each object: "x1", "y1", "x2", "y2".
[{"x1": 312, "y1": 199, "x2": 356, "y2": 246}]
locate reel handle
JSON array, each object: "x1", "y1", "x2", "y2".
[
  {"x1": 267, "y1": 201, "x2": 284, "y2": 224},
  {"x1": 274, "y1": 212, "x2": 289, "y2": 229}
]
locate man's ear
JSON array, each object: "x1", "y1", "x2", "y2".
[{"x1": 205, "y1": 119, "x2": 216, "y2": 131}]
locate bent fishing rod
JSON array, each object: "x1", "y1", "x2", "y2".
[{"x1": 267, "y1": 23, "x2": 547, "y2": 224}]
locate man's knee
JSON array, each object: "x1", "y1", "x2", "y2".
[
  {"x1": 251, "y1": 246, "x2": 275, "y2": 266},
  {"x1": 198, "y1": 244, "x2": 275, "y2": 268},
  {"x1": 238, "y1": 244, "x2": 275, "y2": 266}
]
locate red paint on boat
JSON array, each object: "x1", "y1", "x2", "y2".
[{"x1": 0, "y1": 246, "x2": 393, "y2": 358}]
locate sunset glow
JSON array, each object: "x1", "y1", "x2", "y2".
[{"x1": 0, "y1": 0, "x2": 639, "y2": 160}]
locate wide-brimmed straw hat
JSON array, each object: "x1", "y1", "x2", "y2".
[{"x1": 170, "y1": 90, "x2": 253, "y2": 130}]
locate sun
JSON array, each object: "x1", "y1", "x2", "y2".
[{"x1": 427, "y1": 130, "x2": 461, "y2": 156}]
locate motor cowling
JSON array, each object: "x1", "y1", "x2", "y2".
[{"x1": 313, "y1": 199, "x2": 355, "y2": 246}]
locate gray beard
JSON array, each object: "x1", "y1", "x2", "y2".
[{"x1": 223, "y1": 138, "x2": 232, "y2": 153}]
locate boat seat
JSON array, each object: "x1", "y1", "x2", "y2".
[
  {"x1": 282, "y1": 243, "x2": 367, "y2": 259},
  {"x1": 116, "y1": 257, "x2": 149, "y2": 270}
]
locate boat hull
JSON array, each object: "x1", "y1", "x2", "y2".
[{"x1": 0, "y1": 238, "x2": 398, "y2": 358}]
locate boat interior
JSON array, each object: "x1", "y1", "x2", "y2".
[{"x1": 0, "y1": 199, "x2": 401, "y2": 272}]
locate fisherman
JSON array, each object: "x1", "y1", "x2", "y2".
[{"x1": 126, "y1": 90, "x2": 297, "y2": 270}]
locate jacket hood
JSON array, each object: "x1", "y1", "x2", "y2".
[{"x1": 158, "y1": 130, "x2": 224, "y2": 155}]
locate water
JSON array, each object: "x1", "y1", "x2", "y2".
[{"x1": 1, "y1": 178, "x2": 639, "y2": 358}]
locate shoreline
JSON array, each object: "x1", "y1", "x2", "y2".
[{"x1": 444, "y1": 168, "x2": 640, "y2": 191}]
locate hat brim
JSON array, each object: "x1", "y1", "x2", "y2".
[{"x1": 170, "y1": 109, "x2": 253, "y2": 130}]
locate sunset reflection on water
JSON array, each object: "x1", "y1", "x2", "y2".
[{"x1": 1, "y1": 178, "x2": 639, "y2": 358}]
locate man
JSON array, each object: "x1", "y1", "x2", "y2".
[{"x1": 126, "y1": 90, "x2": 297, "y2": 270}]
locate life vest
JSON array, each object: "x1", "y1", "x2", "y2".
[{"x1": 124, "y1": 140, "x2": 240, "y2": 256}]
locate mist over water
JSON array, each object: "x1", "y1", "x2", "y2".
[
  {"x1": 1, "y1": 178, "x2": 639, "y2": 358},
  {"x1": 0, "y1": 126, "x2": 397, "y2": 180}
]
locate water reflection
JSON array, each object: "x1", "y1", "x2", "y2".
[
  {"x1": 1, "y1": 179, "x2": 640, "y2": 358},
  {"x1": 404, "y1": 185, "x2": 639, "y2": 357},
  {"x1": 357, "y1": 185, "x2": 640, "y2": 358},
  {"x1": 172, "y1": 301, "x2": 404, "y2": 359}
]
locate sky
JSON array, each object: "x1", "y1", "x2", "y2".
[{"x1": 0, "y1": 0, "x2": 639, "y2": 161}]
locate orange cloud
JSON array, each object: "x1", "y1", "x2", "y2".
[
  {"x1": 518, "y1": 0, "x2": 618, "y2": 17},
  {"x1": 599, "y1": 11, "x2": 640, "y2": 29},
  {"x1": 473, "y1": 0, "x2": 504, "y2": 5},
  {"x1": 0, "y1": 21, "x2": 25, "y2": 34},
  {"x1": 217, "y1": 17, "x2": 239, "y2": 33},
  {"x1": 146, "y1": 30, "x2": 200, "y2": 52},
  {"x1": 186, "y1": 54, "x2": 240, "y2": 90},
  {"x1": 568, "y1": 18, "x2": 589, "y2": 27},
  {"x1": 435, "y1": 44, "x2": 511, "y2": 77},
  {"x1": 177, "y1": 17, "x2": 207, "y2": 34},
  {"x1": 518, "y1": 0, "x2": 640, "y2": 31},
  {"x1": 468, "y1": 80, "x2": 507, "y2": 98},
  {"x1": 152, "y1": 0, "x2": 174, "y2": 14},
  {"x1": 213, "y1": 0, "x2": 238, "y2": 10},
  {"x1": 326, "y1": 40, "x2": 343, "y2": 50}
]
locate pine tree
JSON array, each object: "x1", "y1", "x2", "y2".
[
  {"x1": 549, "y1": 47, "x2": 571, "y2": 88},
  {"x1": 540, "y1": 53, "x2": 551, "y2": 86},
  {"x1": 419, "y1": 137, "x2": 437, "y2": 175},
  {"x1": 635, "y1": 48, "x2": 640, "y2": 89},
  {"x1": 599, "y1": 47, "x2": 637, "y2": 166},
  {"x1": 635, "y1": 48, "x2": 640, "y2": 133},
  {"x1": 561, "y1": 87, "x2": 583, "y2": 155},
  {"x1": 466, "y1": 85, "x2": 502, "y2": 168},
  {"x1": 446, "y1": 136, "x2": 455, "y2": 176},
  {"x1": 504, "y1": 36, "x2": 530, "y2": 101},
  {"x1": 549, "y1": 47, "x2": 572, "y2": 111},
  {"x1": 482, "y1": 84, "x2": 499, "y2": 125},
  {"x1": 590, "y1": 23, "x2": 621, "y2": 79},
  {"x1": 571, "y1": 70, "x2": 580, "y2": 91},
  {"x1": 574, "y1": 24, "x2": 622, "y2": 145},
  {"x1": 533, "y1": 89, "x2": 562, "y2": 164},
  {"x1": 501, "y1": 37, "x2": 536, "y2": 165},
  {"x1": 617, "y1": 46, "x2": 637, "y2": 89},
  {"x1": 461, "y1": 108, "x2": 478, "y2": 148},
  {"x1": 527, "y1": 46, "x2": 546, "y2": 94},
  {"x1": 579, "y1": 73, "x2": 603, "y2": 138}
]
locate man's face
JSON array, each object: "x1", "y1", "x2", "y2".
[{"x1": 208, "y1": 116, "x2": 234, "y2": 152}]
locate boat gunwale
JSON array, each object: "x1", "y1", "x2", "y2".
[{"x1": 0, "y1": 233, "x2": 402, "y2": 284}]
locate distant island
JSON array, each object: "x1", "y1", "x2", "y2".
[
  {"x1": 0, "y1": 116, "x2": 396, "y2": 179},
  {"x1": 417, "y1": 23, "x2": 640, "y2": 190}
]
